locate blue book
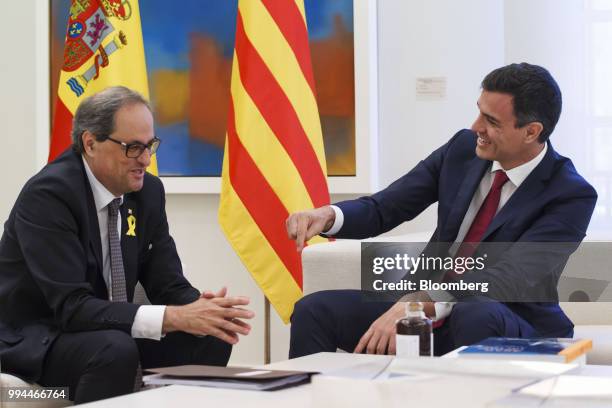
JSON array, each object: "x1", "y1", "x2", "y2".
[{"x1": 458, "y1": 337, "x2": 592, "y2": 363}]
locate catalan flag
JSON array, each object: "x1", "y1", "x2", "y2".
[
  {"x1": 49, "y1": 0, "x2": 157, "y2": 175},
  {"x1": 219, "y1": 0, "x2": 331, "y2": 323}
]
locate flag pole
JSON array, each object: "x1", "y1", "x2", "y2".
[{"x1": 264, "y1": 296, "x2": 271, "y2": 364}]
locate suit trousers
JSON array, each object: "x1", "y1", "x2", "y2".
[
  {"x1": 38, "y1": 330, "x2": 232, "y2": 404},
  {"x1": 288, "y1": 290, "x2": 562, "y2": 359}
]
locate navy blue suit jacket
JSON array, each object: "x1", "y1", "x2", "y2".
[
  {"x1": 0, "y1": 149, "x2": 200, "y2": 381},
  {"x1": 334, "y1": 129, "x2": 597, "y2": 336}
]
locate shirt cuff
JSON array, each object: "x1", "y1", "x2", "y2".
[
  {"x1": 433, "y1": 302, "x2": 456, "y2": 321},
  {"x1": 322, "y1": 205, "x2": 344, "y2": 236},
  {"x1": 131, "y1": 305, "x2": 166, "y2": 340}
]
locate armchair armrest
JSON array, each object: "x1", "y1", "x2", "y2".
[
  {"x1": 301, "y1": 232, "x2": 432, "y2": 296},
  {"x1": 302, "y1": 240, "x2": 361, "y2": 295}
]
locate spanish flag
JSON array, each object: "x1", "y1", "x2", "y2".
[
  {"x1": 49, "y1": 0, "x2": 157, "y2": 175},
  {"x1": 219, "y1": 0, "x2": 331, "y2": 323}
]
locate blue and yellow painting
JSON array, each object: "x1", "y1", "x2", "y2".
[{"x1": 51, "y1": 0, "x2": 355, "y2": 177}]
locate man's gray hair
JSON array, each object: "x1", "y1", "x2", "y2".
[{"x1": 71, "y1": 86, "x2": 152, "y2": 153}]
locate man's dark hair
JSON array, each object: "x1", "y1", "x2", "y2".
[
  {"x1": 71, "y1": 86, "x2": 152, "y2": 153},
  {"x1": 481, "y1": 63, "x2": 562, "y2": 143}
]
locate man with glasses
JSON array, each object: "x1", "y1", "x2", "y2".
[{"x1": 0, "y1": 86, "x2": 254, "y2": 403}]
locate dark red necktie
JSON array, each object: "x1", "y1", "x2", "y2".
[
  {"x1": 432, "y1": 170, "x2": 509, "y2": 329},
  {"x1": 459, "y1": 170, "x2": 510, "y2": 253}
]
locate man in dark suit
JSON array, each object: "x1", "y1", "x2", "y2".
[
  {"x1": 286, "y1": 63, "x2": 597, "y2": 358},
  {"x1": 0, "y1": 86, "x2": 254, "y2": 403}
]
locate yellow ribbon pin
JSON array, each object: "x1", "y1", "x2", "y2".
[{"x1": 126, "y1": 210, "x2": 136, "y2": 237}]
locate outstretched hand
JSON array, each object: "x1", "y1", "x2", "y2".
[{"x1": 286, "y1": 206, "x2": 336, "y2": 251}]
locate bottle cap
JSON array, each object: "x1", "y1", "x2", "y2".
[
  {"x1": 405, "y1": 301, "x2": 425, "y2": 317},
  {"x1": 408, "y1": 302, "x2": 423, "y2": 312}
]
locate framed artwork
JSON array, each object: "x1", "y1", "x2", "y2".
[{"x1": 50, "y1": 0, "x2": 378, "y2": 193}]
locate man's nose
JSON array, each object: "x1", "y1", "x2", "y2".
[
  {"x1": 471, "y1": 115, "x2": 484, "y2": 134},
  {"x1": 138, "y1": 148, "x2": 152, "y2": 167}
]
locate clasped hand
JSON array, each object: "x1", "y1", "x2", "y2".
[{"x1": 163, "y1": 287, "x2": 255, "y2": 345}]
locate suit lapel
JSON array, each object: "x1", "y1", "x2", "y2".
[
  {"x1": 481, "y1": 142, "x2": 556, "y2": 241},
  {"x1": 120, "y1": 195, "x2": 139, "y2": 301},
  {"x1": 442, "y1": 157, "x2": 490, "y2": 241},
  {"x1": 83, "y1": 163, "x2": 103, "y2": 276}
]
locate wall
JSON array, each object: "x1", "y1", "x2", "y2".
[
  {"x1": 504, "y1": 0, "x2": 609, "y2": 238},
  {"x1": 376, "y1": 0, "x2": 505, "y2": 235},
  {"x1": 504, "y1": 0, "x2": 588, "y2": 173},
  {"x1": 0, "y1": 1, "x2": 42, "y2": 220}
]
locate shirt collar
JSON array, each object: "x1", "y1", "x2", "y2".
[
  {"x1": 82, "y1": 156, "x2": 123, "y2": 212},
  {"x1": 490, "y1": 143, "x2": 548, "y2": 188}
]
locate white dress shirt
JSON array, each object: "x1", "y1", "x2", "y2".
[
  {"x1": 325, "y1": 143, "x2": 548, "y2": 320},
  {"x1": 82, "y1": 157, "x2": 166, "y2": 340}
]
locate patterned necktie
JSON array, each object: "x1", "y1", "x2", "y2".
[
  {"x1": 107, "y1": 198, "x2": 142, "y2": 391},
  {"x1": 108, "y1": 198, "x2": 127, "y2": 302}
]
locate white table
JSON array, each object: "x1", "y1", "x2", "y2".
[{"x1": 78, "y1": 353, "x2": 612, "y2": 408}]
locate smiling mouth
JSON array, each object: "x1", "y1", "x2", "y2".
[
  {"x1": 131, "y1": 169, "x2": 145, "y2": 176},
  {"x1": 477, "y1": 136, "x2": 491, "y2": 146}
]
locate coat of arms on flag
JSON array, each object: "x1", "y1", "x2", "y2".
[
  {"x1": 62, "y1": 0, "x2": 133, "y2": 97},
  {"x1": 49, "y1": 0, "x2": 154, "y2": 173}
]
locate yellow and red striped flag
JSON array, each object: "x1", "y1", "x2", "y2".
[
  {"x1": 219, "y1": 0, "x2": 331, "y2": 323},
  {"x1": 49, "y1": 0, "x2": 157, "y2": 175}
]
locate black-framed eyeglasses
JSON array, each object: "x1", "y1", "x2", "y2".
[{"x1": 105, "y1": 136, "x2": 161, "y2": 158}]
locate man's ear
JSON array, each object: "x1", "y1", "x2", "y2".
[
  {"x1": 524, "y1": 122, "x2": 544, "y2": 144},
  {"x1": 82, "y1": 131, "x2": 96, "y2": 157}
]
